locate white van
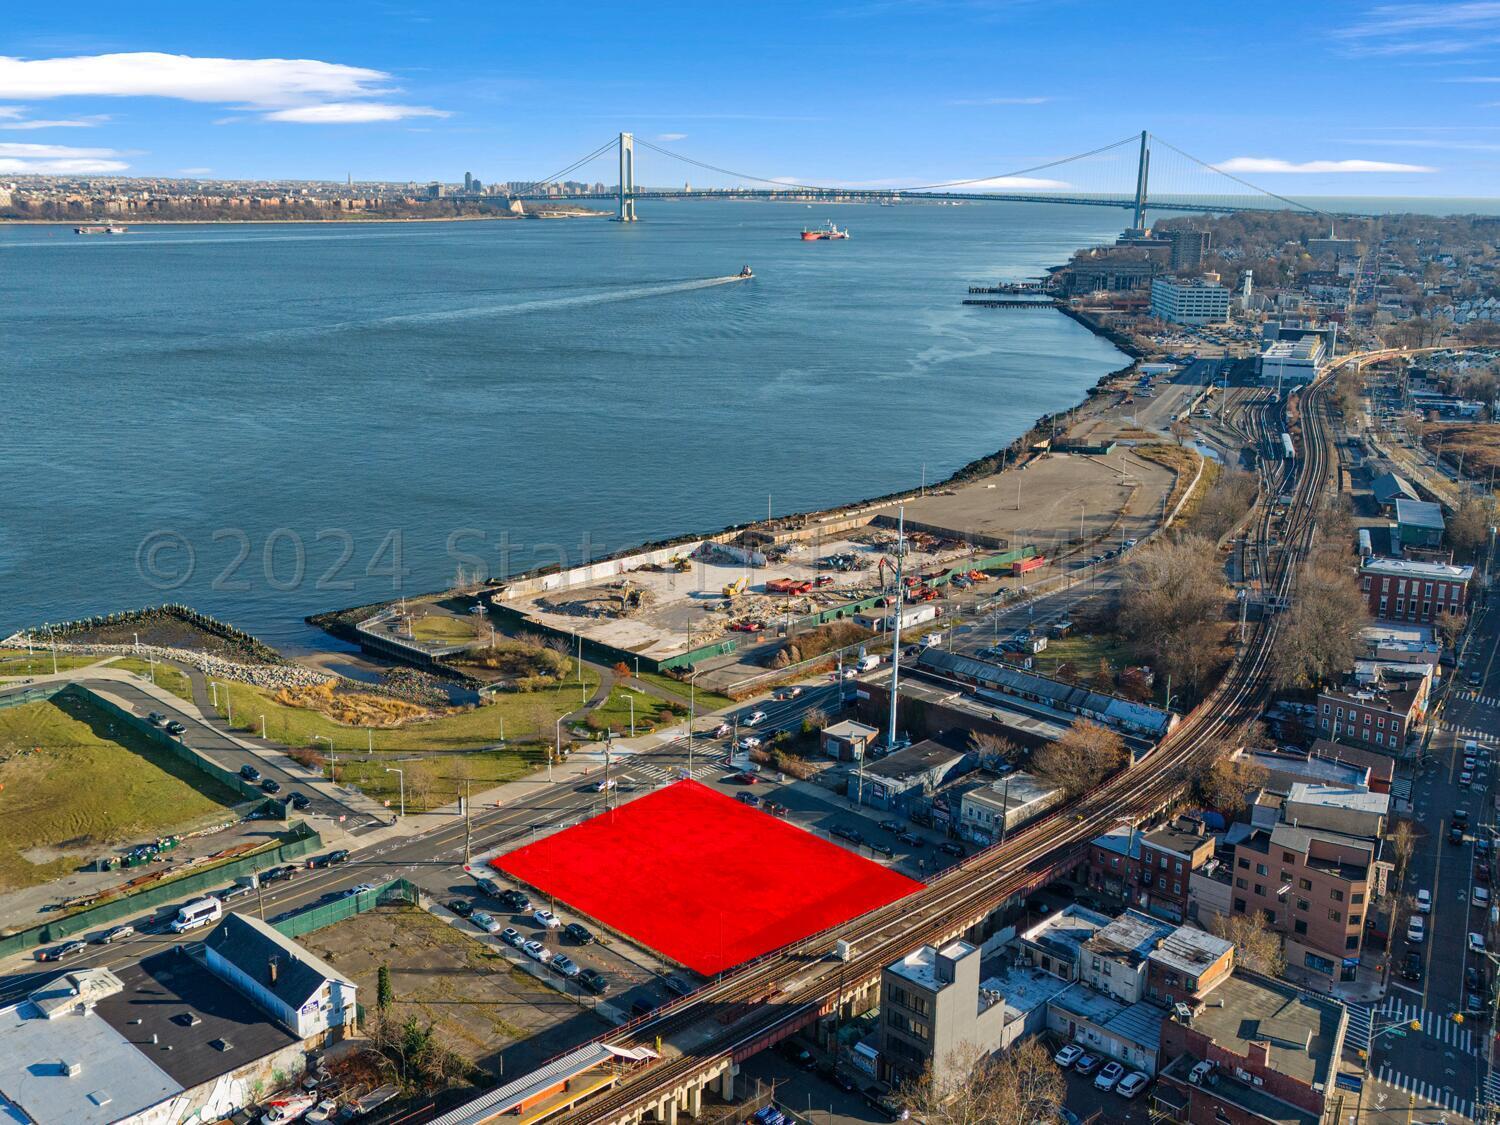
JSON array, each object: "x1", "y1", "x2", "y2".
[
  {"x1": 855, "y1": 654, "x2": 881, "y2": 672},
  {"x1": 170, "y1": 896, "x2": 223, "y2": 934}
]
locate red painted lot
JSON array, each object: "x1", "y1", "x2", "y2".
[{"x1": 491, "y1": 780, "x2": 921, "y2": 976}]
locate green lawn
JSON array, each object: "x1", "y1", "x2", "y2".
[
  {"x1": 211, "y1": 669, "x2": 601, "y2": 754},
  {"x1": 112, "y1": 658, "x2": 195, "y2": 704},
  {"x1": 1031, "y1": 632, "x2": 1137, "y2": 679},
  {"x1": 0, "y1": 694, "x2": 242, "y2": 892},
  {"x1": 409, "y1": 615, "x2": 483, "y2": 644},
  {"x1": 0, "y1": 648, "x2": 107, "y2": 677},
  {"x1": 333, "y1": 749, "x2": 542, "y2": 812},
  {"x1": 587, "y1": 685, "x2": 672, "y2": 737},
  {"x1": 634, "y1": 670, "x2": 736, "y2": 711}
]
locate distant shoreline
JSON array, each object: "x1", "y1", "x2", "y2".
[{"x1": 0, "y1": 211, "x2": 608, "y2": 227}]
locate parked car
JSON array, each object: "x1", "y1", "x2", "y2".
[
  {"x1": 939, "y1": 841, "x2": 966, "y2": 857},
  {"x1": 261, "y1": 778, "x2": 282, "y2": 795},
  {"x1": 867, "y1": 840, "x2": 895, "y2": 858},
  {"x1": 305, "y1": 1101, "x2": 340, "y2": 1125},
  {"x1": 343, "y1": 882, "x2": 376, "y2": 898},
  {"x1": 551, "y1": 954, "x2": 582, "y2": 979},
  {"x1": 1471, "y1": 932, "x2": 1487, "y2": 953},
  {"x1": 475, "y1": 876, "x2": 504, "y2": 897},
  {"x1": 1451, "y1": 825, "x2": 1466, "y2": 846},
  {"x1": 579, "y1": 968, "x2": 610, "y2": 995},
  {"x1": 288, "y1": 792, "x2": 312, "y2": 811},
  {"x1": 95, "y1": 923, "x2": 135, "y2": 945},
  {"x1": 497, "y1": 889, "x2": 532, "y2": 912},
  {"x1": 240, "y1": 764, "x2": 262, "y2": 782},
  {"x1": 1417, "y1": 889, "x2": 1432, "y2": 913},
  {"x1": 1053, "y1": 1044, "x2": 1084, "y2": 1068},
  {"x1": 1409, "y1": 916, "x2": 1426, "y2": 944},
  {"x1": 1468, "y1": 991, "x2": 1488, "y2": 1016},
  {"x1": 500, "y1": 927, "x2": 525, "y2": 949},
  {"x1": 1073, "y1": 1053, "x2": 1101, "y2": 1076},
  {"x1": 735, "y1": 793, "x2": 762, "y2": 807},
  {"x1": 896, "y1": 831, "x2": 922, "y2": 847},
  {"x1": 165, "y1": 720, "x2": 186, "y2": 736},
  {"x1": 1402, "y1": 950, "x2": 1424, "y2": 981},
  {"x1": 1455, "y1": 809, "x2": 1471, "y2": 830},
  {"x1": 262, "y1": 864, "x2": 297, "y2": 884},
  {"x1": 733, "y1": 769, "x2": 760, "y2": 783},
  {"x1": 879, "y1": 819, "x2": 902, "y2": 833},
  {"x1": 780, "y1": 1043, "x2": 816, "y2": 1070},
  {"x1": 831, "y1": 825, "x2": 865, "y2": 846},
  {"x1": 471, "y1": 911, "x2": 502, "y2": 935},
  {"x1": 533, "y1": 909, "x2": 562, "y2": 929},
  {"x1": 1476, "y1": 887, "x2": 1491, "y2": 909},
  {"x1": 445, "y1": 899, "x2": 474, "y2": 918},
  {"x1": 1094, "y1": 1062, "x2": 1125, "y2": 1092},
  {"x1": 146, "y1": 712, "x2": 165, "y2": 726},
  {"x1": 1117, "y1": 1071, "x2": 1150, "y2": 1099},
  {"x1": 564, "y1": 922, "x2": 595, "y2": 945},
  {"x1": 522, "y1": 940, "x2": 552, "y2": 964}
]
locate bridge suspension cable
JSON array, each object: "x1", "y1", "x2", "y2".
[
  {"x1": 514, "y1": 136, "x2": 618, "y2": 194},
  {"x1": 1149, "y1": 134, "x2": 1326, "y2": 216}
]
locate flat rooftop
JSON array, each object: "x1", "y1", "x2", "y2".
[
  {"x1": 1182, "y1": 970, "x2": 1346, "y2": 1090},
  {"x1": 0, "y1": 974, "x2": 181, "y2": 1125},
  {"x1": 888, "y1": 940, "x2": 975, "y2": 992},
  {"x1": 493, "y1": 780, "x2": 920, "y2": 976},
  {"x1": 1086, "y1": 910, "x2": 1175, "y2": 966},
  {"x1": 1360, "y1": 556, "x2": 1472, "y2": 581},
  {"x1": 94, "y1": 952, "x2": 299, "y2": 1090},
  {"x1": 1021, "y1": 904, "x2": 1113, "y2": 963},
  {"x1": 980, "y1": 964, "x2": 1071, "y2": 1024},
  {"x1": 1148, "y1": 926, "x2": 1233, "y2": 980}
]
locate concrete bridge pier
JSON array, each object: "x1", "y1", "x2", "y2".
[
  {"x1": 718, "y1": 1063, "x2": 738, "y2": 1101},
  {"x1": 686, "y1": 1082, "x2": 703, "y2": 1117}
]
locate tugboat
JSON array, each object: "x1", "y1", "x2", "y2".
[
  {"x1": 800, "y1": 220, "x2": 850, "y2": 241},
  {"x1": 74, "y1": 224, "x2": 128, "y2": 235},
  {"x1": 738, "y1": 265, "x2": 753, "y2": 279}
]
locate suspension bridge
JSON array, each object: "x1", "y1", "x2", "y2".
[{"x1": 502, "y1": 130, "x2": 1334, "y2": 222}]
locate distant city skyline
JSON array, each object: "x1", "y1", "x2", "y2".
[{"x1": 3, "y1": 1, "x2": 1500, "y2": 196}]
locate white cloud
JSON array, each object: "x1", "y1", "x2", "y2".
[
  {"x1": 1215, "y1": 156, "x2": 1436, "y2": 174},
  {"x1": 950, "y1": 96, "x2": 1052, "y2": 106},
  {"x1": 0, "y1": 105, "x2": 111, "y2": 129},
  {"x1": 262, "y1": 102, "x2": 448, "y2": 124},
  {"x1": 1336, "y1": 2, "x2": 1500, "y2": 54},
  {"x1": 0, "y1": 52, "x2": 445, "y2": 125},
  {"x1": 657, "y1": 132, "x2": 687, "y2": 142},
  {"x1": 0, "y1": 140, "x2": 128, "y2": 172},
  {"x1": 0, "y1": 52, "x2": 390, "y2": 107}
]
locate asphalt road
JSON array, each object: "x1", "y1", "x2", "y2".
[{"x1": 1363, "y1": 592, "x2": 1500, "y2": 1122}]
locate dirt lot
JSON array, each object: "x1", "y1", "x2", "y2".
[{"x1": 300, "y1": 905, "x2": 611, "y2": 1078}]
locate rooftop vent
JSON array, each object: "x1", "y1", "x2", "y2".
[
  {"x1": 61, "y1": 1059, "x2": 82, "y2": 1078},
  {"x1": 212, "y1": 1038, "x2": 233, "y2": 1052}
]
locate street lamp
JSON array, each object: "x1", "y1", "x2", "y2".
[
  {"x1": 687, "y1": 669, "x2": 702, "y2": 775},
  {"x1": 383, "y1": 767, "x2": 405, "y2": 817},
  {"x1": 553, "y1": 715, "x2": 564, "y2": 783},
  {"x1": 312, "y1": 734, "x2": 335, "y2": 783}
]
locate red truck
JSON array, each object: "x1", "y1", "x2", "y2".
[{"x1": 1012, "y1": 555, "x2": 1046, "y2": 576}]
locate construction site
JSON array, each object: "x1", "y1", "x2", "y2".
[{"x1": 488, "y1": 439, "x2": 1181, "y2": 691}]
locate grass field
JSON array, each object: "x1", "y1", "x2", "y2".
[
  {"x1": 1031, "y1": 632, "x2": 1136, "y2": 679},
  {"x1": 633, "y1": 670, "x2": 735, "y2": 711},
  {"x1": 111, "y1": 658, "x2": 194, "y2": 703},
  {"x1": 408, "y1": 615, "x2": 484, "y2": 644},
  {"x1": 212, "y1": 669, "x2": 600, "y2": 754},
  {"x1": 0, "y1": 649, "x2": 107, "y2": 677},
  {"x1": 335, "y1": 749, "x2": 541, "y2": 812},
  {"x1": 587, "y1": 685, "x2": 669, "y2": 737},
  {"x1": 0, "y1": 694, "x2": 241, "y2": 891}
]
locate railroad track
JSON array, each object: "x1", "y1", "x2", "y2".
[{"x1": 551, "y1": 376, "x2": 1339, "y2": 1124}]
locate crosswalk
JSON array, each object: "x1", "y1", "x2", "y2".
[
  {"x1": 1484, "y1": 1072, "x2": 1500, "y2": 1111},
  {"x1": 629, "y1": 757, "x2": 731, "y2": 784},
  {"x1": 1374, "y1": 995, "x2": 1477, "y2": 1053},
  {"x1": 1454, "y1": 690, "x2": 1498, "y2": 708},
  {"x1": 1346, "y1": 1001, "x2": 1373, "y2": 1052},
  {"x1": 1374, "y1": 1064, "x2": 1475, "y2": 1119},
  {"x1": 1443, "y1": 720, "x2": 1496, "y2": 741}
]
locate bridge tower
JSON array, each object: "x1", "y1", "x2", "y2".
[
  {"x1": 617, "y1": 131, "x2": 637, "y2": 222},
  {"x1": 1130, "y1": 130, "x2": 1150, "y2": 234}
]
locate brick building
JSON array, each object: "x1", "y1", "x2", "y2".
[
  {"x1": 1315, "y1": 674, "x2": 1427, "y2": 754},
  {"x1": 1086, "y1": 818, "x2": 1217, "y2": 923},
  {"x1": 1358, "y1": 556, "x2": 1472, "y2": 624}
]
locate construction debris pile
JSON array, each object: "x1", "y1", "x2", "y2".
[{"x1": 537, "y1": 580, "x2": 654, "y2": 620}]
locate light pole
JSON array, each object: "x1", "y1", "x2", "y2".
[
  {"x1": 383, "y1": 767, "x2": 405, "y2": 817},
  {"x1": 687, "y1": 669, "x2": 701, "y2": 776},
  {"x1": 312, "y1": 734, "x2": 335, "y2": 783},
  {"x1": 260, "y1": 714, "x2": 267, "y2": 739},
  {"x1": 553, "y1": 716, "x2": 563, "y2": 782}
]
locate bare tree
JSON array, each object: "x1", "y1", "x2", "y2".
[
  {"x1": 1193, "y1": 754, "x2": 1270, "y2": 818},
  {"x1": 896, "y1": 1040, "x2": 1064, "y2": 1125},
  {"x1": 1118, "y1": 536, "x2": 1229, "y2": 693},
  {"x1": 1271, "y1": 560, "x2": 1370, "y2": 690},
  {"x1": 1031, "y1": 721, "x2": 1128, "y2": 797},
  {"x1": 1390, "y1": 819, "x2": 1417, "y2": 884},
  {"x1": 1208, "y1": 910, "x2": 1285, "y2": 977},
  {"x1": 969, "y1": 731, "x2": 1019, "y2": 771},
  {"x1": 1436, "y1": 609, "x2": 1470, "y2": 651}
]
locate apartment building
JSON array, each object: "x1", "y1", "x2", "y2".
[
  {"x1": 1359, "y1": 556, "x2": 1473, "y2": 624},
  {"x1": 1085, "y1": 818, "x2": 1217, "y2": 923},
  {"x1": 1315, "y1": 675, "x2": 1427, "y2": 754},
  {"x1": 1151, "y1": 276, "x2": 1231, "y2": 324}
]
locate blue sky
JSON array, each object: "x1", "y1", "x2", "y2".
[{"x1": 4, "y1": 1, "x2": 1500, "y2": 196}]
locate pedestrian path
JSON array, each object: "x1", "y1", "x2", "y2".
[
  {"x1": 1454, "y1": 690, "x2": 1499, "y2": 708},
  {"x1": 1375, "y1": 995, "x2": 1476, "y2": 1052},
  {"x1": 627, "y1": 757, "x2": 732, "y2": 784},
  {"x1": 1374, "y1": 1064, "x2": 1475, "y2": 1119},
  {"x1": 1443, "y1": 720, "x2": 1497, "y2": 741},
  {"x1": 1346, "y1": 1001, "x2": 1372, "y2": 1053}
]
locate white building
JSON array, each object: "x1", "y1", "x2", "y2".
[
  {"x1": 1149, "y1": 277, "x2": 1230, "y2": 325},
  {"x1": 853, "y1": 603, "x2": 938, "y2": 633},
  {"x1": 1259, "y1": 336, "x2": 1326, "y2": 386},
  {"x1": 204, "y1": 914, "x2": 357, "y2": 1042},
  {"x1": 959, "y1": 771, "x2": 1062, "y2": 844}
]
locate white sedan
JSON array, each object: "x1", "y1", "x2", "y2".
[
  {"x1": 522, "y1": 940, "x2": 553, "y2": 964},
  {"x1": 533, "y1": 909, "x2": 562, "y2": 929}
]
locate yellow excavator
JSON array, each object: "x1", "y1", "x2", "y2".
[{"x1": 722, "y1": 576, "x2": 748, "y2": 599}]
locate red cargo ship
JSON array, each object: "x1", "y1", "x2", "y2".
[{"x1": 800, "y1": 220, "x2": 850, "y2": 241}]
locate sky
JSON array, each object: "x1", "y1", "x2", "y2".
[{"x1": 4, "y1": 1, "x2": 1500, "y2": 196}]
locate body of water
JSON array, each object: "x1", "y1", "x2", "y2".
[{"x1": 3, "y1": 200, "x2": 1142, "y2": 649}]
